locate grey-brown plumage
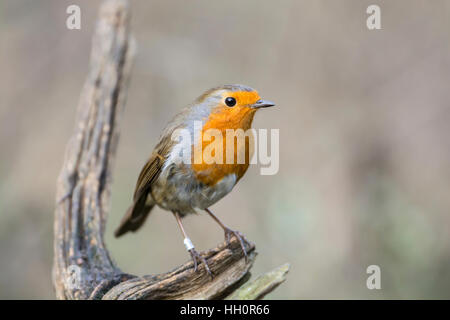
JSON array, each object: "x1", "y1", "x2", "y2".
[
  {"x1": 114, "y1": 85, "x2": 274, "y2": 261},
  {"x1": 114, "y1": 84, "x2": 275, "y2": 276},
  {"x1": 114, "y1": 135, "x2": 174, "y2": 237},
  {"x1": 114, "y1": 85, "x2": 254, "y2": 237}
]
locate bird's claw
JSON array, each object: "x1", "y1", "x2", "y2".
[
  {"x1": 224, "y1": 228, "x2": 248, "y2": 262},
  {"x1": 189, "y1": 248, "x2": 213, "y2": 279}
]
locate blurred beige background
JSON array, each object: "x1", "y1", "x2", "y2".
[{"x1": 1, "y1": 0, "x2": 450, "y2": 299}]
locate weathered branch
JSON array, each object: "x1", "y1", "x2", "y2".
[
  {"x1": 226, "y1": 263, "x2": 290, "y2": 300},
  {"x1": 103, "y1": 239, "x2": 257, "y2": 300},
  {"x1": 53, "y1": 0, "x2": 134, "y2": 299},
  {"x1": 53, "y1": 0, "x2": 288, "y2": 300}
]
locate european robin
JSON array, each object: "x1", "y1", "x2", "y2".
[{"x1": 115, "y1": 84, "x2": 275, "y2": 276}]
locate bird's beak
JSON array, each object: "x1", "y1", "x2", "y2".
[{"x1": 251, "y1": 99, "x2": 275, "y2": 109}]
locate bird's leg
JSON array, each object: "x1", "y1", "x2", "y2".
[
  {"x1": 172, "y1": 211, "x2": 213, "y2": 278},
  {"x1": 204, "y1": 208, "x2": 248, "y2": 261}
]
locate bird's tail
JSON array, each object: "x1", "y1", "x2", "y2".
[{"x1": 114, "y1": 195, "x2": 155, "y2": 237}]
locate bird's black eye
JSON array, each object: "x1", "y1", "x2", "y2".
[{"x1": 225, "y1": 97, "x2": 236, "y2": 107}]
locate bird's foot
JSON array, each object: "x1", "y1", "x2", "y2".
[
  {"x1": 189, "y1": 248, "x2": 213, "y2": 279},
  {"x1": 224, "y1": 228, "x2": 248, "y2": 262}
]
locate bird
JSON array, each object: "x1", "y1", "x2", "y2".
[{"x1": 114, "y1": 84, "x2": 275, "y2": 277}]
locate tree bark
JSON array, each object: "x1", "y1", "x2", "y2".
[{"x1": 53, "y1": 0, "x2": 288, "y2": 300}]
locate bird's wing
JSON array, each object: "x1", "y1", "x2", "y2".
[
  {"x1": 114, "y1": 133, "x2": 176, "y2": 237},
  {"x1": 133, "y1": 133, "x2": 175, "y2": 201}
]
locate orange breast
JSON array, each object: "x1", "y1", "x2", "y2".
[{"x1": 191, "y1": 107, "x2": 256, "y2": 186}]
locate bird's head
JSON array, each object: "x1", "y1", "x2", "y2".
[{"x1": 194, "y1": 84, "x2": 275, "y2": 130}]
